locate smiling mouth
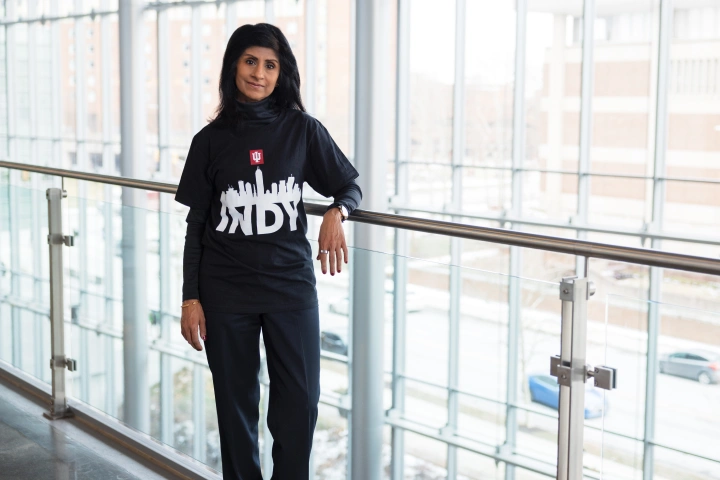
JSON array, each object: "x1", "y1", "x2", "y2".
[{"x1": 248, "y1": 82, "x2": 264, "y2": 88}]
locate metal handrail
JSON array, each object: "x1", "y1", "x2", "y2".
[{"x1": 2, "y1": 160, "x2": 720, "y2": 276}]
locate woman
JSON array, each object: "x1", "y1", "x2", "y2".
[{"x1": 175, "y1": 23, "x2": 361, "y2": 480}]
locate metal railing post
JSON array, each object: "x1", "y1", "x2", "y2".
[
  {"x1": 555, "y1": 276, "x2": 593, "y2": 479},
  {"x1": 44, "y1": 187, "x2": 76, "y2": 420}
]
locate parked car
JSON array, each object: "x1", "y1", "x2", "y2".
[
  {"x1": 528, "y1": 374, "x2": 607, "y2": 419},
  {"x1": 659, "y1": 350, "x2": 720, "y2": 384},
  {"x1": 321, "y1": 329, "x2": 348, "y2": 356}
]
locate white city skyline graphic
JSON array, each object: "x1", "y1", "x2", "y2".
[{"x1": 216, "y1": 168, "x2": 302, "y2": 235}]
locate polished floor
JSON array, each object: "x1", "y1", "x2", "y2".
[{"x1": 0, "y1": 380, "x2": 174, "y2": 480}]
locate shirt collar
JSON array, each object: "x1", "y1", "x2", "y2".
[{"x1": 235, "y1": 96, "x2": 279, "y2": 126}]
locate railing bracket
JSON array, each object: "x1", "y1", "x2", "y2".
[
  {"x1": 47, "y1": 234, "x2": 74, "y2": 247},
  {"x1": 50, "y1": 356, "x2": 77, "y2": 372},
  {"x1": 587, "y1": 365, "x2": 617, "y2": 390}
]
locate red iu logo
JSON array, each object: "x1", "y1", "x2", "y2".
[{"x1": 249, "y1": 149, "x2": 264, "y2": 165}]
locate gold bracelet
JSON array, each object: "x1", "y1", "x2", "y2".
[{"x1": 181, "y1": 300, "x2": 199, "y2": 309}]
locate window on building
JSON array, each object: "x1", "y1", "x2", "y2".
[{"x1": 90, "y1": 152, "x2": 102, "y2": 169}]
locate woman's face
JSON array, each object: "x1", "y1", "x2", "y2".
[{"x1": 235, "y1": 46, "x2": 280, "y2": 103}]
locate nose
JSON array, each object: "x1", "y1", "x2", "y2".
[{"x1": 252, "y1": 64, "x2": 265, "y2": 80}]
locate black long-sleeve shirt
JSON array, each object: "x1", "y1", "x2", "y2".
[{"x1": 176, "y1": 96, "x2": 362, "y2": 312}]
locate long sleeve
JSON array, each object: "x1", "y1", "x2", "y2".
[
  {"x1": 182, "y1": 208, "x2": 209, "y2": 301},
  {"x1": 326, "y1": 179, "x2": 362, "y2": 216}
]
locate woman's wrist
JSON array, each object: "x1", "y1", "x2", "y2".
[
  {"x1": 181, "y1": 299, "x2": 201, "y2": 308},
  {"x1": 323, "y1": 208, "x2": 343, "y2": 222}
]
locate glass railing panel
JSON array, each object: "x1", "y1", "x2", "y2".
[
  {"x1": 654, "y1": 299, "x2": 720, "y2": 478},
  {"x1": 585, "y1": 254, "x2": 652, "y2": 478},
  {"x1": 404, "y1": 379, "x2": 449, "y2": 430},
  {"x1": 514, "y1": 275, "x2": 562, "y2": 469},
  {"x1": 595, "y1": 293, "x2": 646, "y2": 479},
  {"x1": 64, "y1": 183, "x2": 121, "y2": 415},
  {"x1": 598, "y1": 262, "x2": 720, "y2": 480},
  {"x1": 313, "y1": 235, "x2": 351, "y2": 406},
  {"x1": 456, "y1": 392, "x2": 506, "y2": 450},
  {"x1": 403, "y1": 432, "x2": 449, "y2": 477},
  {"x1": 454, "y1": 255, "x2": 513, "y2": 453},
  {"x1": 654, "y1": 446, "x2": 720, "y2": 480},
  {"x1": 58, "y1": 187, "x2": 213, "y2": 459},
  {"x1": 309, "y1": 229, "x2": 568, "y2": 478},
  {"x1": 309, "y1": 233, "x2": 352, "y2": 479},
  {"x1": 456, "y1": 260, "x2": 506, "y2": 405},
  {"x1": 0, "y1": 303, "x2": 11, "y2": 364},
  {"x1": 311, "y1": 403, "x2": 349, "y2": 477},
  {"x1": 0, "y1": 174, "x2": 58, "y2": 384},
  {"x1": 167, "y1": 356, "x2": 196, "y2": 457}
]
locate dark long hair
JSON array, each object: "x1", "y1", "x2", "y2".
[{"x1": 211, "y1": 23, "x2": 305, "y2": 127}]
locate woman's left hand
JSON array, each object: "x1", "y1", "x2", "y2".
[{"x1": 317, "y1": 208, "x2": 348, "y2": 275}]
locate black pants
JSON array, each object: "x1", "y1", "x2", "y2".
[{"x1": 204, "y1": 307, "x2": 320, "y2": 480}]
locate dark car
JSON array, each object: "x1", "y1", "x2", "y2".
[
  {"x1": 659, "y1": 350, "x2": 720, "y2": 384},
  {"x1": 528, "y1": 374, "x2": 607, "y2": 419},
  {"x1": 321, "y1": 329, "x2": 348, "y2": 356}
]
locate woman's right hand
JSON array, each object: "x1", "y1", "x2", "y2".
[{"x1": 181, "y1": 300, "x2": 207, "y2": 351}]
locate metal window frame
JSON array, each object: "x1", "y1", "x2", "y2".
[
  {"x1": 350, "y1": 1, "x2": 389, "y2": 478},
  {"x1": 4, "y1": 0, "x2": 22, "y2": 371},
  {"x1": 445, "y1": 1, "x2": 467, "y2": 478},
  {"x1": 27, "y1": 0, "x2": 46, "y2": 383},
  {"x1": 390, "y1": 0, "x2": 410, "y2": 478},
  {"x1": 156, "y1": 3, "x2": 176, "y2": 449},
  {"x1": 100, "y1": 0, "x2": 118, "y2": 418},
  {"x1": 576, "y1": 0, "x2": 595, "y2": 277},
  {"x1": 118, "y1": 0, "x2": 150, "y2": 433},
  {"x1": 503, "y1": 2, "x2": 528, "y2": 479},
  {"x1": 644, "y1": 1, "x2": 673, "y2": 479}
]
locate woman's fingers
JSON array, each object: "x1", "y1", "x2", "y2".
[
  {"x1": 334, "y1": 245, "x2": 344, "y2": 273},
  {"x1": 182, "y1": 318, "x2": 191, "y2": 342},
  {"x1": 199, "y1": 310, "x2": 207, "y2": 342},
  {"x1": 329, "y1": 249, "x2": 337, "y2": 275},
  {"x1": 318, "y1": 245, "x2": 345, "y2": 275},
  {"x1": 318, "y1": 240, "x2": 348, "y2": 275},
  {"x1": 181, "y1": 310, "x2": 204, "y2": 352},
  {"x1": 189, "y1": 324, "x2": 203, "y2": 351},
  {"x1": 317, "y1": 248, "x2": 328, "y2": 274},
  {"x1": 318, "y1": 209, "x2": 349, "y2": 275}
]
